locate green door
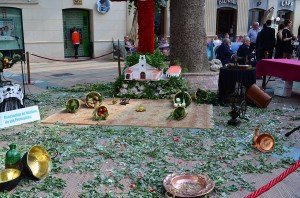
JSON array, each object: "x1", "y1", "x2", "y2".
[{"x1": 63, "y1": 9, "x2": 90, "y2": 58}]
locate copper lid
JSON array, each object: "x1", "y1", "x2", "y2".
[
  {"x1": 255, "y1": 134, "x2": 275, "y2": 152},
  {"x1": 163, "y1": 172, "x2": 214, "y2": 197}
]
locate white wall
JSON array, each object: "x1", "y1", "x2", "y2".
[
  {"x1": 1, "y1": 0, "x2": 128, "y2": 62},
  {"x1": 293, "y1": 0, "x2": 300, "y2": 35}
]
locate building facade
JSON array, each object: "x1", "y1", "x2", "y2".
[
  {"x1": 204, "y1": 0, "x2": 299, "y2": 39},
  {"x1": 0, "y1": 0, "x2": 299, "y2": 62},
  {"x1": 0, "y1": 0, "x2": 132, "y2": 62}
]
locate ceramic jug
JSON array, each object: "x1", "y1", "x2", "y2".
[{"x1": 5, "y1": 143, "x2": 21, "y2": 170}]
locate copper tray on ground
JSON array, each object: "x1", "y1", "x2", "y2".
[
  {"x1": 255, "y1": 133, "x2": 275, "y2": 152},
  {"x1": 163, "y1": 172, "x2": 215, "y2": 197}
]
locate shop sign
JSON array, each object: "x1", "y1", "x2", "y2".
[
  {"x1": 250, "y1": 0, "x2": 268, "y2": 10},
  {"x1": 217, "y1": 0, "x2": 237, "y2": 5},
  {"x1": 217, "y1": 0, "x2": 238, "y2": 9},
  {"x1": 278, "y1": 0, "x2": 294, "y2": 11},
  {"x1": 74, "y1": 0, "x2": 82, "y2": 5},
  {"x1": 281, "y1": 1, "x2": 293, "y2": 7}
]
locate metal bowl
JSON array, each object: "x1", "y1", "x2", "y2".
[
  {"x1": 255, "y1": 134, "x2": 275, "y2": 152},
  {"x1": 0, "y1": 169, "x2": 21, "y2": 192},
  {"x1": 163, "y1": 172, "x2": 215, "y2": 197},
  {"x1": 22, "y1": 146, "x2": 57, "y2": 180}
]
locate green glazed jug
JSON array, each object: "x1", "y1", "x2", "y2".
[{"x1": 5, "y1": 143, "x2": 21, "y2": 170}]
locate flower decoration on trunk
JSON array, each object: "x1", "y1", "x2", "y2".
[{"x1": 0, "y1": 52, "x2": 21, "y2": 70}]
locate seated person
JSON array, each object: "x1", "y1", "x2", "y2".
[
  {"x1": 124, "y1": 35, "x2": 135, "y2": 53},
  {"x1": 236, "y1": 36, "x2": 257, "y2": 66},
  {"x1": 212, "y1": 35, "x2": 222, "y2": 46},
  {"x1": 223, "y1": 33, "x2": 230, "y2": 39},
  {"x1": 236, "y1": 35, "x2": 244, "y2": 42},
  {"x1": 158, "y1": 37, "x2": 170, "y2": 56},
  {"x1": 215, "y1": 38, "x2": 233, "y2": 66}
]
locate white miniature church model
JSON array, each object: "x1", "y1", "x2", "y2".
[{"x1": 125, "y1": 55, "x2": 163, "y2": 81}]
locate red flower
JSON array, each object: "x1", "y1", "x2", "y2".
[
  {"x1": 109, "y1": 172, "x2": 113, "y2": 176},
  {"x1": 115, "y1": 139, "x2": 120, "y2": 143},
  {"x1": 173, "y1": 137, "x2": 180, "y2": 142},
  {"x1": 122, "y1": 145, "x2": 127, "y2": 149},
  {"x1": 130, "y1": 184, "x2": 136, "y2": 188},
  {"x1": 149, "y1": 189, "x2": 155, "y2": 193}
]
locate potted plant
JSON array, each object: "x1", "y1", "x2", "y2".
[
  {"x1": 173, "y1": 91, "x2": 192, "y2": 108},
  {"x1": 167, "y1": 107, "x2": 187, "y2": 120},
  {"x1": 93, "y1": 106, "x2": 109, "y2": 121},
  {"x1": 85, "y1": 91, "x2": 103, "y2": 108},
  {"x1": 65, "y1": 98, "x2": 81, "y2": 113}
]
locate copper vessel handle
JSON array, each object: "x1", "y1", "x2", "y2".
[{"x1": 47, "y1": 148, "x2": 58, "y2": 159}]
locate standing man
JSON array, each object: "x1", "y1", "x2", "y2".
[
  {"x1": 259, "y1": 20, "x2": 276, "y2": 59},
  {"x1": 71, "y1": 27, "x2": 80, "y2": 59},
  {"x1": 247, "y1": 22, "x2": 260, "y2": 52}
]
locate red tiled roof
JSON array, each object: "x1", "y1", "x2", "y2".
[
  {"x1": 167, "y1": 66, "x2": 181, "y2": 74},
  {"x1": 152, "y1": 70, "x2": 161, "y2": 74}
]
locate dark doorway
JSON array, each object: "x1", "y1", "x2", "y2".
[
  {"x1": 154, "y1": 6, "x2": 166, "y2": 37},
  {"x1": 216, "y1": 8, "x2": 237, "y2": 39},
  {"x1": 248, "y1": 9, "x2": 265, "y2": 28},
  {"x1": 140, "y1": 72, "x2": 146, "y2": 79},
  {"x1": 277, "y1": 11, "x2": 292, "y2": 23},
  {"x1": 62, "y1": 9, "x2": 91, "y2": 58}
]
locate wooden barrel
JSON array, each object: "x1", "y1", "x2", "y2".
[{"x1": 246, "y1": 84, "x2": 272, "y2": 108}]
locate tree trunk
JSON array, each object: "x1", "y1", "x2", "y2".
[{"x1": 170, "y1": 0, "x2": 209, "y2": 72}]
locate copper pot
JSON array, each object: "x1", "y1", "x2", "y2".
[
  {"x1": 0, "y1": 168, "x2": 21, "y2": 192},
  {"x1": 22, "y1": 146, "x2": 58, "y2": 180}
]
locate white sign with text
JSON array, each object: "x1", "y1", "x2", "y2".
[{"x1": 0, "y1": 106, "x2": 40, "y2": 128}]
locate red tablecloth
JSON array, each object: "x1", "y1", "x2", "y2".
[{"x1": 256, "y1": 59, "x2": 300, "y2": 81}]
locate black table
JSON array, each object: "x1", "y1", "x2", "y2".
[{"x1": 218, "y1": 66, "x2": 256, "y2": 103}]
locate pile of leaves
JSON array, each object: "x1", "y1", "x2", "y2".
[
  {"x1": 195, "y1": 88, "x2": 218, "y2": 105},
  {"x1": 113, "y1": 74, "x2": 189, "y2": 100},
  {"x1": 0, "y1": 83, "x2": 298, "y2": 197}
]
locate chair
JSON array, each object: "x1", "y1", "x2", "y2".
[{"x1": 112, "y1": 39, "x2": 126, "y2": 60}]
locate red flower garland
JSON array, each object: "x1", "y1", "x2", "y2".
[{"x1": 137, "y1": 0, "x2": 155, "y2": 53}]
